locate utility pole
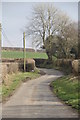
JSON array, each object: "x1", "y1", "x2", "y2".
[
  {"x1": 0, "y1": 23, "x2": 2, "y2": 85},
  {"x1": 23, "y1": 32, "x2": 26, "y2": 72},
  {"x1": 0, "y1": 23, "x2": 1, "y2": 59}
]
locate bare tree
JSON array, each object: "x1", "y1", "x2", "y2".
[
  {"x1": 26, "y1": 4, "x2": 60, "y2": 47},
  {"x1": 26, "y1": 4, "x2": 76, "y2": 60}
]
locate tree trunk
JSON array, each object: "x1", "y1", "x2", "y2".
[{"x1": 46, "y1": 51, "x2": 52, "y2": 61}]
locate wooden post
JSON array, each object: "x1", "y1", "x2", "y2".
[
  {"x1": 0, "y1": 23, "x2": 2, "y2": 85},
  {"x1": 23, "y1": 32, "x2": 26, "y2": 72},
  {"x1": 0, "y1": 23, "x2": 1, "y2": 59}
]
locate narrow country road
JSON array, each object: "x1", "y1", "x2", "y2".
[{"x1": 2, "y1": 69, "x2": 78, "y2": 118}]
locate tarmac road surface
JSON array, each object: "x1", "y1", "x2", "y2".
[{"x1": 2, "y1": 68, "x2": 79, "y2": 118}]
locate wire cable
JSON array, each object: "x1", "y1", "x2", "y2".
[{"x1": 2, "y1": 28, "x2": 15, "y2": 47}]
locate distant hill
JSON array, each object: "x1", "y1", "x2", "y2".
[
  {"x1": 2, "y1": 47, "x2": 45, "y2": 53},
  {"x1": 2, "y1": 47, "x2": 35, "y2": 52}
]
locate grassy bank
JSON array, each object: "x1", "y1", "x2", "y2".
[
  {"x1": 51, "y1": 75, "x2": 80, "y2": 110},
  {"x1": 2, "y1": 71, "x2": 40, "y2": 101},
  {"x1": 2, "y1": 50, "x2": 48, "y2": 59}
]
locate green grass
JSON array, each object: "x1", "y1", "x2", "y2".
[
  {"x1": 51, "y1": 75, "x2": 80, "y2": 110},
  {"x1": 2, "y1": 71, "x2": 40, "y2": 101},
  {"x1": 2, "y1": 50, "x2": 48, "y2": 59}
]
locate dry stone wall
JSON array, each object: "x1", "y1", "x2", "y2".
[
  {"x1": 72, "y1": 59, "x2": 80, "y2": 76},
  {"x1": 1, "y1": 58, "x2": 35, "y2": 84}
]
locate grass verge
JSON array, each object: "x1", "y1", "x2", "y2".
[
  {"x1": 50, "y1": 75, "x2": 80, "y2": 110},
  {"x1": 2, "y1": 71, "x2": 40, "y2": 102}
]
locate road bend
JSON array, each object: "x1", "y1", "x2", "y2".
[{"x1": 2, "y1": 68, "x2": 78, "y2": 118}]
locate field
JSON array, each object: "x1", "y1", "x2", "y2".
[{"x1": 1, "y1": 50, "x2": 48, "y2": 59}]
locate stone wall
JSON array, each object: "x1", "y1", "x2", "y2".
[
  {"x1": 53, "y1": 59, "x2": 72, "y2": 68},
  {"x1": 1, "y1": 62, "x2": 19, "y2": 83},
  {"x1": 72, "y1": 59, "x2": 80, "y2": 76},
  {"x1": 1, "y1": 58, "x2": 35, "y2": 84}
]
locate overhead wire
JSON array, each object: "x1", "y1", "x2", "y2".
[
  {"x1": 1, "y1": 26, "x2": 22, "y2": 47},
  {"x1": 2, "y1": 28, "x2": 15, "y2": 47},
  {"x1": 1, "y1": 26, "x2": 26, "y2": 48}
]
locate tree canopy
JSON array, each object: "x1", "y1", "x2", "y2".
[{"x1": 26, "y1": 4, "x2": 78, "y2": 60}]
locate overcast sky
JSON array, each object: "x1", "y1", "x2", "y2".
[{"x1": 2, "y1": 1, "x2": 78, "y2": 49}]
